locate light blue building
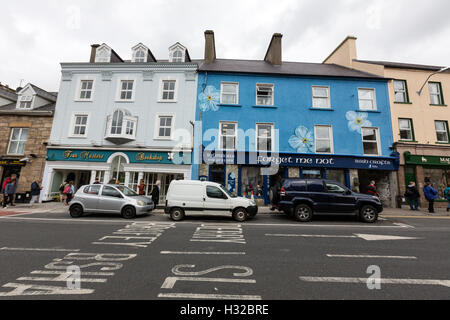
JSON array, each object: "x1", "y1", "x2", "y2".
[{"x1": 193, "y1": 31, "x2": 399, "y2": 206}]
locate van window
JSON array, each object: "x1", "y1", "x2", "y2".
[
  {"x1": 307, "y1": 180, "x2": 325, "y2": 192},
  {"x1": 291, "y1": 180, "x2": 306, "y2": 191},
  {"x1": 206, "y1": 186, "x2": 226, "y2": 199}
]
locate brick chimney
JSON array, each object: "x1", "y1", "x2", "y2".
[
  {"x1": 204, "y1": 30, "x2": 216, "y2": 64},
  {"x1": 264, "y1": 33, "x2": 283, "y2": 66},
  {"x1": 90, "y1": 44, "x2": 100, "y2": 63}
]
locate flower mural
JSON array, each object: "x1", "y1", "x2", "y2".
[
  {"x1": 346, "y1": 111, "x2": 372, "y2": 133},
  {"x1": 288, "y1": 126, "x2": 314, "y2": 153},
  {"x1": 198, "y1": 85, "x2": 220, "y2": 112}
]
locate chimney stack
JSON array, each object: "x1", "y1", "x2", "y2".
[
  {"x1": 204, "y1": 30, "x2": 216, "y2": 64},
  {"x1": 264, "y1": 33, "x2": 283, "y2": 65},
  {"x1": 90, "y1": 44, "x2": 100, "y2": 63}
]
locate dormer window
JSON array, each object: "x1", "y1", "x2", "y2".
[
  {"x1": 95, "y1": 44, "x2": 112, "y2": 63},
  {"x1": 169, "y1": 43, "x2": 187, "y2": 63},
  {"x1": 18, "y1": 95, "x2": 33, "y2": 109},
  {"x1": 172, "y1": 50, "x2": 183, "y2": 62},
  {"x1": 132, "y1": 44, "x2": 148, "y2": 63}
]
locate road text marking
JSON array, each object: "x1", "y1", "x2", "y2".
[
  {"x1": 158, "y1": 293, "x2": 262, "y2": 300},
  {"x1": 299, "y1": 276, "x2": 450, "y2": 288},
  {"x1": 160, "y1": 251, "x2": 245, "y2": 255},
  {"x1": 0, "y1": 247, "x2": 80, "y2": 252},
  {"x1": 326, "y1": 254, "x2": 417, "y2": 259}
]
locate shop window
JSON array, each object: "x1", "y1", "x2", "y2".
[
  {"x1": 326, "y1": 169, "x2": 346, "y2": 185},
  {"x1": 302, "y1": 169, "x2": 321, "y2": 179},
  {"x1": 210, "y1": 165, "x2": 225, "y2": 184},
  {"x1": 96, "y1": 171, "x2": 105, "y2": 184},
  {"x1": 110, "y1": 155, "x2": 127, "y2": 184},
  {"x1": 423, "y1": 168, "x2": 448, "y2": 200},
  {"x1": 241, "y1": 167, "x2": 263, "y2": 196},
  {"x1": 128, "y1": 172, "x2": 139, "y2": 192},
  {"x1": 143, "y1": 172, "x2": 158, "y2": 196}
]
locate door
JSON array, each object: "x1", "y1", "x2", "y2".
[
  {"x1": 98, "y1": 185, "x2": 125, "y2": 213},
  {"x1": 203, "y1": 185, "x2": 230, "y2": 211},
  {"x1": 80, "y1": 185, "x2": 101, "y2": 212},
  {"x1": 325, "y1": 182, "x2": 357, "y2": 213}
]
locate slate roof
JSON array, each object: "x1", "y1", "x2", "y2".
[
  {"x1": 354, "y1": 59, "x2": 449, "y2": 72},
  {"x1": 0, "y1": 86, "x2": 18, "y2": 102}
]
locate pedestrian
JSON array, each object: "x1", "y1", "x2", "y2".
[
  {"x1": 366, "y1": 180, "x2": 379, "y2": 197},
  {"x1": 64, "y1": 180, "x2": 75, "y2": 205},
  {"x1": 59, "y1": 181, "x2": 67, "y2": 203},
  {"x1": 29, "y1": 179, "x2": 42, "y2": 207},
  {"x1": 270, "y1": 175, "x2": 282, "y2": 211},
  {"x1": 93, "y1": 177, "x2": 101, "y2": 184},
  {"x1": 444, "y1": 183, "x2": 450, "y2": 212},
  {"x1": 2, "y1": 177, "x2": 17, "y2": 208},
  {"x1": 108, "y1": 178, "x2": 116, "y2": 184},
  {"x1": 404, "y1": 181, "x2": 420, "y2": 211},
  {"x1": 138, "y1": 179, "x2": 146, "y2": 195},
  {"x1": 150, "y1": 180, "x2": 160, "y2": 208},
  {"x1": 423, "y1": 180, "x2": 438, "y2": 213}
]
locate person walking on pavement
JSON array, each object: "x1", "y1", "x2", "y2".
[
  {"x1": 93, "y1": 177, "x2": 101, "y2": 184},
  {"x1": 404, "y1": 181, "x2": 420, "y2": 211},
  {"x1": 2, "y1": 174, "x2": 18, "y2": 207},
  {"x1": 366, "y1": 180, "x2": 380, "y2": 198},
  {"x1": 29, "y1": 179, "x2": 42, "y2": 207},
  {"x1": 138, "y1": 179, "x2": 146, "y2": 195},
  {"x1": 2, "y1": 177, "x2": 17, "y2": 208},
  {"x1": 444, "y1": 183, "x2": 450, "y2": 212},
  {"x1": 423, "y1": 180, "x2": 438, "y2": 213},
  {"x1": 64, "y1": 181, "x2": 75, "y2": 205},
  {"x1": 150, "y1": 180, "x2": 160, "y2": 209}
]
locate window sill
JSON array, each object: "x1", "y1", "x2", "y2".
[
  {"x1": 74, "y1": 100, "x2": 93, "y2": 102},
  {"x1": 252, "y1": 105, "x2": 277, "y2": 109},
  {"x1": 115, "y1": 100, "x2": 135, "y2": 103},
  {"x1": 309, "y1": 107, "x2": 334, "y2": 111},
  {"x1": 399, "y1": 140, "x2": 418, "y2": 143},
  {"x1": 68, "y1": 136, "x2": 88, "y2": 139},
  {"x1": 154, "y1": 137, "x2": 173, "y2": 141},
  {"x1": 435, "y1": 141, "x2": 450, "y2": 145},
  {"x1": 430, "y1": 104, "x2": 447, "y2": 107},
  {"x1": 158, "y1": 100, "x2": 178, "y2": 103},
  {"x1": 356, "y1": 109, "x2": 381, "y2": 113},
  {"x1": 218, "y1": 104, "x2": 242, "y2": 107},
  {"x1": 393, "y1": 102, "x2": 412, "y2": 104}
]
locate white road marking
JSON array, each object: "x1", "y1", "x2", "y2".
[
  {"x1": 157, "y1": 293, "x2": 262, "y2": 300},
  {"x1": 326, "y1": 254, "x2": 417, "y2": 259},
  {"x1": 393, "y1": 222, "x2": 415, "y2": 228},
  {"x1": 160, "y1": 251, "x2": 246, "y2": 255},
  {"x1": 0, "y1": 247, "x2": 80, "y2": 252},
  {"x1": 30, "y1": 271, "x2": 115, "y2": 276},
  {"x1": 0, "y1": 283, "x2": 94, "y2": 296},
  {"x1": 354, "y1": 234, "x2": 423, "y2": 241},
  {"x1": 161, "y1": 277, "x2": 256, "y2": 289},
  {"x1": 266, "y1": 233, "x2": 424, "y2": 241},
  {"x1": 17, "y1": 277, "x2": 107, "y2": 283},
  {"x1": 266, "y1": 233, "x2": 357, "y2": 238},
  {"x1": 299, "y1": 276, "x2": 450, "y2": 288}
]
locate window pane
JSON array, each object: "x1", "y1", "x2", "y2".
[
  {"x1": 222, "y1": 94, "x2": 236, "y2": 104},
  {"x1": 362, "y1": 128, "x2": 377, "y2": 141},
  {"x1": 20, "y1": 128, "x2": 29, "y2": 140},
  {"x1": 430, "y1": 94, "x2": 441, "y2": 105},
  {"x1": 429, "y1": 83, "x2": 439, "y2": 94},
  {"x1": 313, "y1": 97, "x2": 329, "y2": 108},
  {"x1": 313, "y1": 87, "x2": 328, "y2": 97},
  {"x1": 359, "y1": 89, "x2": 373, "y2": 100},
  {"x1": 435, "y1": 121, "x2": 445, "y2": 131},
  {"x1": 315, "y1": 126, "x2": 330, "y2": 139},
  {"x1": 394, "y1": 80, "x2": 405, "y2": 91},
  {"x1": 159, "y1": 128, "x2": 165, "y2": 137},
  {"x1": 359, "y1": 99, "x2": 374, "y2": 109},
  {"x1": 11, "y1": 128, "x2": 20, "y2": 141},
  {"x1": 363, "y1": 141, "x2": 378, "y2": 154},
  {"x1": 165, "y1": 117, "x2": 172, "y2": 126},
  {"x1": 316, "y1": 140, "x2": 331, "y2": 153},
  {"x1": 8, "y1": 141, "x2": 18, "y2": 154},
  {"x1": 395, "y1": 92, "x2": 406, "y2": 102},
  {"x1": 436, "y1": 132, "x2": 448, "y2": 142}
]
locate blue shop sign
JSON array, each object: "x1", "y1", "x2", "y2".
[{"x1": 47, "y1": 149, "x2": 191, "y2": 165}]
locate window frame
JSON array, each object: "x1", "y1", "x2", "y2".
[
  {"x1": 220, "y1": 82, "x2": 239, "y2": 105},
  {"x1": 361, "y1": 127, "x2": 381, "y2": 156},
  {"x1": 219, "y1": 121, "x2": 238, "y2": 151},
  {"x1": 314, "y1": 125, "x2": 334, "y2": 154},
  {"x1": 115, "y1": 78, "x2": 136, "y2": 102},
  {"x1": 429, "y1": 82, "x2": 444, "y2": 105},
  {"x1": 312, "y1": 86, "x2": 331, "y2": 109},
  {"x1": 398, "y1": 118, "x2": 415, "y2": 141},
  {"x1": 256, "y1": 123, "x2": 274, "y2": 152},
  {"x1": 132, "y1": 48, "x2": 147, "y2": 63},
  {"x1": 358, "y1": 88, "x2": 377, "y2": 111},
  {"x1": 256, "y1": 83, "x2": 274, "y2": 106},
  {"x1": 435, "y1": 120, "x2": 450, "y2": 143},
  {"x1": 158, "y1": 78, "x2": 178, "y2": 103},
  {"x1": 75, "y1": 78, "x2": 95, "y2": 102},
  {"x1": 17, "y1": 95, "x2": 34, "y2": 109},
  {"x1": 393, "y1": 79, "x2": 410, "y2": 103},
  {"x1": 154, "y1": 114, "x2": 175, "y2": 140},
  {"x1": 69, "y1": 113, "x2": 90, "y2": 138},
  {"x1": 7, "y1": 128, "x2": 29, "y2": 155}
]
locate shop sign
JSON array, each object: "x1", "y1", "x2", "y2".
[
  {"x1": 47, "y1": 149, "x2": 191, "y2": 165},
  {"x1": 0, "y1": 159, "x2": 27, "y2": 166},
  {"x1": 404, "y1": 153, "x2": 450, "y2": 166}
]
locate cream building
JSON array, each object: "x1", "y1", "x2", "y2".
[{"x1": 324, "y1": 37, "x2": 450, "y2": 207}]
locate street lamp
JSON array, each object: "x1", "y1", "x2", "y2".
[{"x1": 417, "y1": 66, "x2": 450, "y2": 96}]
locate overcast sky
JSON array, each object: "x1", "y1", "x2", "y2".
[{"x1": 1, "y1": 0, "x2": 450, "y2": 91}]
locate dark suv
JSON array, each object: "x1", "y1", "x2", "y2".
[{"x1": 278, "y1": 179, "x2": 383, "y2": 223}]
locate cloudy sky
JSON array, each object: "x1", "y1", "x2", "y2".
[{"x1": 1, "y1": 0, "x2": 450, "y2": 91}]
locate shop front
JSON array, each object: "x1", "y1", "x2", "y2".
[
  {"x1": 201, "y1": 150, "x2": 399, "y2": 207},
  {"x1": 41, "y1": 148, "x2": 191, "y2": 202}
]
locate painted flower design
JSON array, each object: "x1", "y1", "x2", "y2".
[
  {"x1": 288, "y1": 126, "x2": 314, "y2": 153},
  {"x1": 198, "y1": 85, "x2": 220, "y2": 112},
  {"x1": 346, "y1": 111, "x2": 372, "y2": 133}
]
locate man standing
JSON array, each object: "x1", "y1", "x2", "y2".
[
  {"x1": 366, "y1": 180, "x2": 379, "y2": 198},
  {"x1": 2, "y1": 176, "x2": 17, "y2": 208},
  {"x1": 93, "y1": 177, "x2": 101, "y2": 184},
  {"x1": 151, "y1": 180, "x2": 160, "y2": 209},
  {"x1": 29, "y1": 179, "x2": 43, "y2": 207},
  {"x1": 2, "y1": 174, "x2": 18, "y2": 207},
  {"x1": 404, "y1": 181, "x2": 420, "y2": 211},
  {"x1": 423, "y1": 180, "x2": 438, "y2": 213}
]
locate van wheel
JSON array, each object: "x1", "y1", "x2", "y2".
[
  {"x1": 294, "y1": 204, "x2": 312, "y2": 222},
  {"x1": 170, "y1": 208, "x2": 185, "y2": 221},
  {"x1": 69, "y1": 204, "x2": 83, "y2": 218},
  {"x1": 360, "y1": 205, "x2": 378, "y2": 223},
  {"x1": 121, "y1": 206, "x2": 136, "y2": 219},
  {"x1": 233, "y1": 208, "x2": 248, "y2": 222}
]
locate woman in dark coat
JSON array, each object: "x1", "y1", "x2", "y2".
[
  {"x1": 404, "y1": 181, "x2": 420, "y2": 210},
  {"x1": 151, "y1": 180, "x2": 160, "y2": 208}
]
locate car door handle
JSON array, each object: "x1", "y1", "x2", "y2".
[{"x1": 203, "y1": 198, "x2": 206, "y2": 201}]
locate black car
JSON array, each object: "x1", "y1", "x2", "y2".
[{"x1": 278, "y1": 179, "x2": 383, "y2": 223}]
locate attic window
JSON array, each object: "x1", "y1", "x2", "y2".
[
  {"x1": 95, "y1": 46, "x2": 111, "y2": 63},
  {"x1": 133, "y1": 48, "x2": 147, "y2": 63},
  {"x1": 172, "y1": 50, "x2": 183, "y2": 62},
  {"x1": 18, "y1": 96, "x2": 33, "y2": 109}
]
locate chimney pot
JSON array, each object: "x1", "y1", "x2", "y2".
[{"x1": 264, "y1": 33, "x2": 283, "y2": 65}]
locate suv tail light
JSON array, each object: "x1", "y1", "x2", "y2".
[{"x1": 280, "y1": 187, "x2": 286, "y2": 197}]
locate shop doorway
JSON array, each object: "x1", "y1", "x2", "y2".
[
  {"x1": 358, "y1": 170, "x2": 392, "y2": 206},
  {"x1": 1, "y1": 165, "x2": 22, "y2": 187},
  {"x1": 210, "y1": 165, "x2": 225, "y2": 185}
]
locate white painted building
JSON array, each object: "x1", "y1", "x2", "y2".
[{"x1": 41, "y1": 42, "x2": 197, "y2": 202}]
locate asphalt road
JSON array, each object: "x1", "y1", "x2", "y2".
[{"x1": 0, "y1": 208, "x2": 449, "y2": 300}]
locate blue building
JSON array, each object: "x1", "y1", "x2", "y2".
[{"x1": 192, "y1": 31, "x2": 399, "y2": 207}]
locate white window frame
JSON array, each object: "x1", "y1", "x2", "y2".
[
  {"x1": 393, "y1": 80, "x2": 408, "y2": 103},
  {"x1": 172, "y1": 50, "x2": 184, "y2": 62},
  {"x1": 256, "y1": 123, "x2": 274, "y2": 152},
  {"x1": 358, "y1": 88, "x2": 377, "y2": 111},
  {"x1": 17, "y1": 95, "x2": 34, "y2": 109},
  {"x1": 314, "y1": 125, "x2": 334, "y2": 154},
  {"x1": 398, "y1": 118, "x2": 414, "y2": 141},
  {"x1": 312, "y1": 86, "x2": 331, "y2": 109},
  {"x1": 158, "y1": 78, "x2": 178, "y2": 102},
  {"x1": 256, "y1": 83, "x2": 274, "y2": 106},
  {"x1": 7, "y1": 128, "x2": 29, "y2": 155},
  {"x1": 154, "y1": 114, "x2": 175, "y2": 140},
  {"x1": 361, "y1": 127, "x2": 381, "y2": 156},
  {"x1": 106, "y1": 109, "x2": 138, "y2": 140},
  {"x1": 169, "y1": 46, "x2": 186, "y2": 63},
  {"x1": 116, "y1": 78, "x2": 136, "y2": 102},
  {"x1": 95, "y1": 45, "x2": 111, "y2": 63},
  {"x1": 69, "y1": 113, "x2": 90, "y2": 138},
  {"x1": 75, "y1": 78, "x2": 95, "y2": 101},
  {"x1": 429, "y1": 82, "x2": 443, "y2": 105},
  {"x1": 220, "y1": 82, "x2": 239, "y2": 105},
  {"x1": 219, "y1": 121, "x2": 238, "y2": 151},
  {"x1": 435, "y1": 120, "x2": 449, "y2": 143},
  {"x1": 132, "y1": 48, "x2": 147, "y2": 63}
]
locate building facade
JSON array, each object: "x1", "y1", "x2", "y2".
[
  {"x1": 192, "y1": 31, "x2": 398, "y2": 207},
  {"x1": 41, "y1": 42, "x2": 197, "y2": 202},
  {"x1": 325, "y1": 37, "x2": 450, "y2": 207},
  {"x1": 0, "y1": 83, "x2": 56, "y2": 198}
]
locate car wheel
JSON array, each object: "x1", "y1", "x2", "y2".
[
  {"x1": 69, "y1": 204, "x2": 83, "y2": 218},
  {"x1": 233, "y1": 208, "x2": 248, "y2": 222},
  {"x1": 294, "y1": 204, "x2": 312, "y2": 222},
  {"x1": 170, "y1": 208, "x2": 185, "y2": 221},
  {"x1": 121, "y1": 206, "x2": 136, "y2": 219},
  {"x1": 360, "y1": 205, "x2": 378, "y2": 223}
]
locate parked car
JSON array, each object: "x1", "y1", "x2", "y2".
[
  {"x1": 69, "y1": 184, "x2": 154, "y2": 219},
  {"x1": 278, "y1": 179, "x2": 382, "y2": 223},
  {"x1": 164, "y1": 180, "x2": 258, "y2": 221}
]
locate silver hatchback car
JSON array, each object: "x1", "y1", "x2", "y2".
[{"x1": 69, "y1": 184, "x2": 154, "y2": 219}]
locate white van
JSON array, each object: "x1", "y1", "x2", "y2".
[{"x1": 164, "y1": 180, "x2": 258, "y2": 221}]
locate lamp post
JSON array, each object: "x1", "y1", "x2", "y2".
[{"x1": 417, "y1": 66, "x2": 450, "y2": 96}]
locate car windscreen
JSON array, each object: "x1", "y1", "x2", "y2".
[
  {"x1": 115, "y1": 185, "x2": 139, "y2": 196},
  {"x1": 220, "y1": 185, "x2": 237, "y2": 198}
]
